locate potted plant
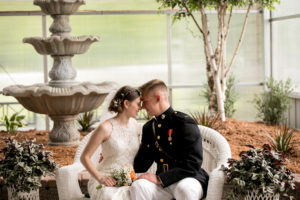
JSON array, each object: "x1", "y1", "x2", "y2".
[
  {"x1": 0, "y1": 138, "x2": 58, "y2": 200},
  {"x1": 222, "y1": 144, "x2": 295, "y2": 200}
]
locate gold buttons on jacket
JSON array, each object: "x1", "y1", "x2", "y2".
[
  {"x1": 157, "y1": 136, "x2": 160, "y2": 140},
  {"x1": 147, "y1": 144, "x2": 150, "y2": 148},
  {"x1": 158, "y1": 124, "x2": 162, "y2": 128},
  {"x1": 160, "y1": 158, "x2": 164, "y2": 163},
  {"x1": 161, "y1": 114, "x2": 166, "y2": 119}
]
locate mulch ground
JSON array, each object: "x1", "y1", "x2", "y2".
[{"x1": 0, "y1": 118, "x2": 299, "y2": 173}]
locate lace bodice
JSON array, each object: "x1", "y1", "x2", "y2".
[{"x1": 96, "y1": 118, "x2": 140, "y2": 175}]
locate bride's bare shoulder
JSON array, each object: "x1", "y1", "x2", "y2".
[{"x1": 94, "y1": 120, "x2": 113, "y2": 136}]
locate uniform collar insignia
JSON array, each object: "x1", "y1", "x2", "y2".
[{"x1": 156, "y1": 107, "x2": 174, "y2": 120}]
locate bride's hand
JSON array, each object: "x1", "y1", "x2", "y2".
[{"x1": 99, "y1": 176, "x2": 116, "y2": 187}]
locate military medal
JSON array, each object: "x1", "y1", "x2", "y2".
[{"x1": 168, "y1": 129, "x2": 173, "y2": 145}]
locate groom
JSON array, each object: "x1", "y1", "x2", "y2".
[{"x1": 131, "y1": 79, "x2": 209, "y2": 200}]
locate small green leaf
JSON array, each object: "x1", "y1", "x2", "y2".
[{"x1": 96, "y1": 185, "x2": 102, "y2": 190}]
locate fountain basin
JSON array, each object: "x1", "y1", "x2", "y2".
[
  {"x1": 23, "y1": 36, "x2": 100, "y2": 55},
  {"x1": 34, "y1": 0, "x2": 85, "y2": 15},
  {"x1": 2, "y1": 81, "x2": 118, "y2": 146}
]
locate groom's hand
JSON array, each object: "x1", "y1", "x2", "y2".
[{"x1": 137, "y1": 173, "x2": 162, "y2": 185}]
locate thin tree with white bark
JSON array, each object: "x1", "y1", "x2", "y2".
[{"x1": 157, "y1": 0, "x2": 279, "y2": 121}]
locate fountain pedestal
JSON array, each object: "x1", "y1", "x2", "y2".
[{"x1": 49, "y1": 115, "x2": 79, "y2": 146}]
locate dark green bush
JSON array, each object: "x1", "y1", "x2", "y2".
[
  {"x1": 222, "y1": 144, "x2": 295, "y2": 200},
  {"x1": 253, "y1": 78, "x2": 293, "y2": 125},
  {"x1": 202, "y1": 74, "x2": 238, "y2": 118},
  {"x1": 0, "y1": 138, "x2": 57, "y2": 196}
]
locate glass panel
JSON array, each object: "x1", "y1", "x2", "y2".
[
  {"x1": 79, "y1": 0, "x2": 159, "y2": 11},
  {"x1": 272, "y1": 0, "x2": 300, "y2": 18},
  {"x1": 0, "y1": 15, "x2": 45, "y2": 129},
  {"x1": 234, "y1": 85, "x2": 263, "y2": 121},
  {"x1": 0, "y1": 16, "x2": 44, "y2": 102},
  {"x1": 172, "y1": 86, "x2": 263, "y2": 121},
  {"x1": 0, "y1": 1, "x2": 36, "y2": 11},
  {"x1": 272, "y1": 18, "x2": 300, "y2": 92},
  {"x1": 69, "y1": 14, "x2": 168, "y2": 86},
  {"x1": 171, "y1": 13, "x2": 264, "y2": 85},
  {"x1": 0, "y1": 0, "x2": 159, "y2": 11}
]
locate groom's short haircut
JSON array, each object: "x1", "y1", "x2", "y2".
[{"x1": 139, "y1": 79, "x2": 168, "y2": 97}]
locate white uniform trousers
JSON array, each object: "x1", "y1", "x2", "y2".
[{"x1": 130, "y1": 177, "x2": 203, "y2": 200}]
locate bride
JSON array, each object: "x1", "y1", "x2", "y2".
[{"x1": 80, "y1": 86, "x2": 142, "y2": 200}]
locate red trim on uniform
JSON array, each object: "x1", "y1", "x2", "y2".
[{"x1": 168, "y1": 129, "x2": 173, "y2": 136}]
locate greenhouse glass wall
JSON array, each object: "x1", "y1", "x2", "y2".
[{"x1": 0, "y1": 0, "x2": 299, "y2": 130}]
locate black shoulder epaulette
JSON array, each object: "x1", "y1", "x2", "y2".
[{"x1": 172, "y1": 111, "x2": 195, "y2": 124}]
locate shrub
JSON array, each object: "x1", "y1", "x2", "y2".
[
  {"x1": 267, "y1": 125, "x2": 296, "y2": 155},
  {"x1": 1, "y1": 113, "x2": 27, "y2": 133},
  {"x1": 202, "y1": 74, "x2": 238, "y2": 118},
  {"x1": 0, "y1": 138, "x2": 58, "y2": 196},
  {"x1": 222, "y1": 144, "x2": 295, "y2": 200},
  {"x1": 253, "y1": 78, "x2": 293, "y2": 125},
  {"x1": 77, "y1": 111, "x2": 97, "y2": 131},
  {"x1": 190, "y1": 110, "x2": 220, "y2": 130}
]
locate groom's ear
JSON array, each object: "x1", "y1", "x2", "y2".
[{"x1": 156, "y1": 94, "x2": 161, "y2": 102}]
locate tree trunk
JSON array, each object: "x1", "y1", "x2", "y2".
[
  {"x1": 206, "y1": 63, "x2": 216, "y2": 114},
  {"x1": 200, "y1": 7, "x2": 226, "y2": 121}
]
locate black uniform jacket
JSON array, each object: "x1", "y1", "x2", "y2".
[{"x1": 134, "y1": 107, "x2": 209, "y2": 197}]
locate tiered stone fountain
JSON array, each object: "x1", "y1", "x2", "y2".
[{"x1": 2, "y1": 0, "x2": 117, "y2": 146}]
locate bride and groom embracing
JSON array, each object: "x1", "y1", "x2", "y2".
[{"x1": 80, "y1": 79, "x2": 209, "y2": 200}]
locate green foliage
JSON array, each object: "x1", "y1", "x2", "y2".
[
  {"x1": 1, "y1": 113, "x2": 27, "y2": 133},
  {"x1": 77, "y1": 111, "x2": 97, "y2": 131},
  {"x1": 190, "y1": 109, "x2": 220, "y2": 129},
  {"x1": 202, "y1": 74, "x2": 238, "y2": 118},
  {"x1": 267, "y1": 125, "x2": 296, "y2": 155},
  {"x1": 253, "y1": 78, "x2": 293, "y2": 125},
  {"x1": 0, "y1": 138, "x2": 58, "y2": 196},
  {"x1": 222, "y1": 144, "x2": 295, "y2": 200},
  {"x1": 156, "y1": 0, "x2": 280, "y2": 20}
]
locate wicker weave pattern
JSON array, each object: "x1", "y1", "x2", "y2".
[
  {"x1": 244, "y1": 191, "x2": 280, "y2": 200},
  {"x1": 7, "y1": 187, "x2": 39, "y2": 200},
  {"x1": 56, "y1": 124, "x2": 231, "y2": 200}
]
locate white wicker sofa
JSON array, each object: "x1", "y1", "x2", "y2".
[{"x1": 56, "y1": 125, "x2": 231, "y2": 200}]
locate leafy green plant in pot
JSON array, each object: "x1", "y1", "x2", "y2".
[
  {"x1": 221, "y1": 144, "x2": 295, "y2": 200},
  {"x1": 0, "y1": 138, "x2": 58, "y2": 199}
]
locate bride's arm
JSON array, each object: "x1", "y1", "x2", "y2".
[{"x1": 80, "y1": 121, "x2": 116, "y2": 186}]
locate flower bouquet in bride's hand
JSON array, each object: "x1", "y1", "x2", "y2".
[
  {"x1": 97, "y1": 164, "x2": 136, "y2": 190},
  {"x1": 112, "y1": 164, "x2": 136, "y2": 186}
]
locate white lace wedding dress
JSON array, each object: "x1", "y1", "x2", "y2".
[{"x1": 88, "y1": 118, "x2": 141, "y2": 200}]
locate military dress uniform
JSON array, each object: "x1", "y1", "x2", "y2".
[{"x1": 132, "y1": 107, "x2": 209, "y2": 199}]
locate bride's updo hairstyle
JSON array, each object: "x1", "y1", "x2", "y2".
[{"x1": 108, "y1": 86, "x2": 141, "y2": 113}]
